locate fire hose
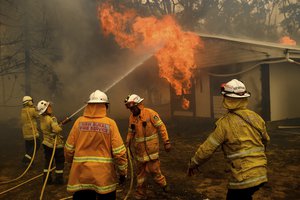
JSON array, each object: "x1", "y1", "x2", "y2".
[
  {"x1": 0, "y1": 168, "x2": 55, "y2": 196},
  {"x1": 0, "y1": 109, "x2": 38, "y2": 185},
  {"x1": 124, "y1": 147, "x2": 134, "y2": 200},
  {"x1": 0, "y1": 108, "x2": 60, "y2": 199},
  {"x1": 39, "y1": 135, "x2": 58, "y2": 200},
  {"x1": 0, "y1": 53, "x2": 152, "y2": 197},
  {"x1": 1, "y1": 129, "x2": 61, "y2": 199},
  {"x1": 1, "y1": 108, "x2": 135, "y2": 199}
]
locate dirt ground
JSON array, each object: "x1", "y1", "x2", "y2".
[{"x1": 0, "y1": 119, "x2": 299, "y2": 200}]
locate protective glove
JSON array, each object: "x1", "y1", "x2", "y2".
[
  {"x1": 60, "y1": 117, "x2": 72, "y2": 126},
  {"x1": 164, "y1": 141, "x2": 171, "y2": 152},
  {"x1": 187, "y1": 158, "x2": 200, "y2": 176},
  {"x1": 119, "y1": 175, "x2": 126, "y2": 185}
]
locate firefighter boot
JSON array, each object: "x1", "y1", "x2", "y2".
[
  {"x1": 134, "y1": 185, "x2": 147, "y2": 200},
  {"x1": 54, "y1": 174, "x2": 64, "y2": 185},
  {"x1": 162, "y1": 184, "x2": 170, "y2": 193},
  {"x1": 43, "y1": 173, "x2": 53, "y2": 185}
]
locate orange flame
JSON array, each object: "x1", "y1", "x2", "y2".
[
  {"x1": 182, "y1": 97, "x2": 190, "y2": 110},
  {"x1": 98, "y1": 3, "x2": 203, "y2": 109},
  {"x1": 279, "y1": 36, "x2": 296, "y2": 46}
]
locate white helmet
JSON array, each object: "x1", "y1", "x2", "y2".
[
  {"x1": 87, "y1": 90, "x2": 109, "y2": 104},
  {"x1": 221, "y1": 79, "x2": 251, "y2": 98},
  {"x1": 23, "y1": 96, "x2": 33, "y2": 105},
  {"x1": 37, "y1": 100, "x2": 50, "y2": 115},
  {"x1": 124, "y1": 94, "x2": 144, "y2": 108}
]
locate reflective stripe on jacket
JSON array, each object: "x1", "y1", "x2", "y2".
[
  {"x1": 192, "y1": 98, "x2": 270, "y2": 189},
  {"x1": 126, "y1": 105, "x2": 169, "y2": 163},
  {"x1": 21, "y1": 106, "x2": 39, "y2": 140},
  {"x1": 65, "y1": 104, "x2": 127, "y2": 194},
  {"x1": 40, "y1": 115, "x2": 63, "y2": 148}
]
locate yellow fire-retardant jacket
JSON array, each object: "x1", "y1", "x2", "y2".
[
  {"x1": 39, "y1": 115, "x2": 63, "y2": 148},
  {"x1": 126, "y1": 104, "x2": 170, "y2": 162},
  {"x1": 21, "y1": 106, "x2": 39, "y2": 140},
  {"x1": 64, "y1": 104, "x2": 127, "y2": 194},
  {"x1": 192, "y1": 97, "x2": 270, "y2": 189}
]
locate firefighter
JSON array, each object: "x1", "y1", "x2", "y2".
[
  {"x1": 187, "y1": 79, "x2": 270, "y2": 200},
  {"x1": 124, "y1": 94, "x2": 171, "y2": 200},
  {"x1": 37, "y1": 100, "x2": 65, "y2": 185},
  {"x1": 21, "y1": 96, "x2": 41, "y2": 164},
  {"x1": 64, "y1": 90, "x2": 127, "y2": 200}
]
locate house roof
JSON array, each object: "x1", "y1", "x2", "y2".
[{"x1": 196, "y1": 33, "x2": 300, "y2": 68}]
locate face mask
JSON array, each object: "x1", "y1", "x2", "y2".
[{"x1": 130, "y1": 106, "x2": 140, "y2": 116}]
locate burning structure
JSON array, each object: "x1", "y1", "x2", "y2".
[
  {"x1": 107, "y1": 36, "x2": 300, "y2": 125},
  {"x1": 131, "y1": 35, "x2": 300, "y2": 124},
  {"x1": 174, "y1": 34, "x2": 300, "y2": 123},
  {"x1": 98, "y1": 2, "x2": 300, "y2": 125}
]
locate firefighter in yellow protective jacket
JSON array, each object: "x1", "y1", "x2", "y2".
[
  {"x1": 37, "y1": 100, "x2": 65, "y2": 185},
  {"x1": 21, "y1": 96, "x2": 41, "y2": 164},
  {"x1": 187, "y1": 79, "x2": 270, "y2": 200},
  {"x1": 124, "y1": 94, "x2": 171, "y2": 200},
  {"x1": 65, "y1": 90, "x2": 127, "y2": 200}
]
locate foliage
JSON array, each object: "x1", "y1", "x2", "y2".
[
  {"x1": 280, "y1": 1, "x2": 300, "y2": 37},
  {"x1": 99, "y1": 0, "x2": 299, "y2": 43}
]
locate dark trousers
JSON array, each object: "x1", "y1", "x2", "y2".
[
  {"x1": 23, "y1": 138, "x2": 41, "y2": 163},
  {"x1": 43, "y1": 145, "x2": 65, "y2": 172},
  {"x1": 226, "y1": 183, "x2": 265, "y2": 200},
  {"x1": 73, "y1": 190, "x2": 116, "y2": 200}
]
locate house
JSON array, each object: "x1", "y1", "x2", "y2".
[{"x1": 109, "y1": 34, "x2": 300, "y2": 125}]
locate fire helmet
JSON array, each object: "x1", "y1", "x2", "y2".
[
  {"x1": 37, "y1": 100, "x2": 50, "y2": 115},
  {"x1": 221, "y1": 79, "x2": 251, "y2": 98},
  {"x1": 87, "y1": 90, "x2": 109, "y2": 104},
  {"x1": 23, "y1": 96, "x2": 33, "y2": 105},
  {"x1": 124, "y1": 94, "x2": 144, "y2": 108}
]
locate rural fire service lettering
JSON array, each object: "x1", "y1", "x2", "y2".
[{"x1": 79, "y1": 122, "x2": 110, "y2": 134}]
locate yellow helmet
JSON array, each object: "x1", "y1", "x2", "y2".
[{"x1": 22, "y1": 96, "x2": 33, "y2": 105}]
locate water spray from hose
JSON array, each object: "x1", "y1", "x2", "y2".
[{"x1": 60, "y1": 53, "x2": 153, "y2": 125}]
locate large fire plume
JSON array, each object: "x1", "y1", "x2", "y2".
[{"x1": 98, "y1": 2, "x2": 203, "y2": 109}]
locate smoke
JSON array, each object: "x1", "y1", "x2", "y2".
[
  {"x1": 1, "y1": 0, "x2": 298, "y2": 122},
  {"x1": 0, "y1": 0, "x2": 152, "y2": 121},
  {"x1": 39, "y1": 0, "x2": 150, "y2": 118}
]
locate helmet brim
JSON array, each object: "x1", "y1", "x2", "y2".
[
  {"x1": 222, "y1": 92, "x2": 251, "y2": 98},
  {"x1": 87, "y1": 100, "x2": 109, "y2": 104}
]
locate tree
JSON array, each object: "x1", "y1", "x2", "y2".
[
  {"x1": 280, "y1": 0, "x2": 300, "y2": 41},
  {"x1": 0, "y1": 0, "x2": 61, "y2": 105},
  {"x1": 99, "y1": 0, "x2": 299, "y2": 43}
]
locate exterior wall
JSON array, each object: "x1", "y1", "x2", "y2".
[
  {"x1": 195, "y1": 71, "x2": 211, "y2": 118},
  {"x1": 240, "y1": 64, "x2": 262, "y2": 113},
  {"x1": 269, "y1": 62, "x2": 300, "y2": 121},
  {"x1": 210, "y1": 62, "x2": 263, "y2": 119},
  {"x1": 108, "y1": 66, "x2": 171, "y2": 120}
]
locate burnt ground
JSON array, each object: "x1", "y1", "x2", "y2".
[{"x1": 0, "y1": 119, "x2": 299, "y2": 200}]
